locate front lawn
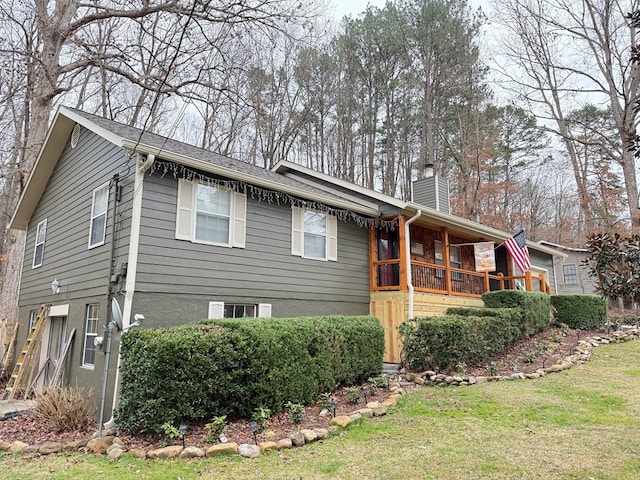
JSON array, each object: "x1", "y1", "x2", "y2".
[{"x1": 2, "y1": 340, "x2": 640, "y2": 479}]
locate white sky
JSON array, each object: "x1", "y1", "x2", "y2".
[{"x1": 332, "y1": 0, "x2": 491, "y2": 20}]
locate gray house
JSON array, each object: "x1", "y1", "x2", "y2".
[
  {"x1": 10, "y1": 107, "x2": 565, "y2": 423},
  {"x1": 538, "y1": 241, "x2": 597, "y2": 295}
]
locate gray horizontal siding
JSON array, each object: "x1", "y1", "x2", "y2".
[
  {"x1": 19, "y1": 127, "x2": 132, "y2": 306},
  {"x1": 529, "y1": 249, "x2": 557, "y2": 293},
  {"x1": 135, "y1": 173, "x2": 371, "y2": 308}
]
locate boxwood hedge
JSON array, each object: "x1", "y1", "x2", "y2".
[
  {"x1": 400, "y1": 291, "x2": 552, "y2": 372},
  {"x1": 551, "y1": 294, "x2": 607, "y2": 329},
  {"x1": 114, "y1": 315, "x2": 383, "y2": 434}
]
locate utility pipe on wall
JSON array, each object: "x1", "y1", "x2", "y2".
[{"x1": 405, "y1": 209, "x2": 422, "y2": 320}]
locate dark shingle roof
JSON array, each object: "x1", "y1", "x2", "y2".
[{"x1": 66, "y1": 107, "x2": 375, "y2": 211}]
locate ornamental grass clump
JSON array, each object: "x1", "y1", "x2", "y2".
[{"x1": 30, "y1": 386, "x2": 94, "y2": 433}]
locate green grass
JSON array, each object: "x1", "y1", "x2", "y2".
[{"x1": 3, "y1": 341, "x2": 640, "y2": 479}]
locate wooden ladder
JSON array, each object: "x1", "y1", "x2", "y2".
[{"x1": 1, "y1": 305, "x2": 49, "y2": 401}]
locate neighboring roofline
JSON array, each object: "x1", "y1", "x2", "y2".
[
  {"x1": 11, "y1": 108, "x2": 380, "y2": 230},
  {"x1": 271, "y1": 160, "x2": 566, "y2": 258},
  {"x1": 539, "y1": 240, "x2": 588, "y2": 253}
]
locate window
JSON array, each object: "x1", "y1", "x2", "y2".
[
  {"x1": 32, "y1": 219, "x2": 47, "y2": 268},
  {"x1": 82, "y1": 304, "x2": 99, "y2": 368},
  {"x1": 208, "y1": 302, "x2": 272, "y2": 319},
  {"x1": 435, "y1": 240, "x2": 463, "y2": 281},
  {"x1": 28, "y1": 309, "x2": 37, "y2": 332},
  {"x1": 291, "y1": 207, "x2": 337, "y2": 261},
  {"x1": 175, "y1": 179, "x2": 246, "y2": 247},
  {"x1": 89, "y1": 183, "x2": 109, "y2": 248},
  {"x1": 563, "y1": 264, "x2": 578, "y2": 285}
]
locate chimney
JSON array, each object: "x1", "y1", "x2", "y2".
[{"x1": 411, "y1": 163, "x2": 450, "y2": 213}]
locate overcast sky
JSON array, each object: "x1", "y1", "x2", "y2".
[{"x1": 332, "y1": 0, "x2": 491, "y2": 20}]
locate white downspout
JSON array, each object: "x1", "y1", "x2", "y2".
[{"x1": 405, "y1": 210, "x2": 422, "y2": 320}]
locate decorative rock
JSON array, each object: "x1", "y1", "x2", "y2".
[
  {"x1": 289, "y1": 431, "x2": 305, "y2": 447},
  {"x1": 63, "y1": 439, "x2": 88, "y2": 451},
  {"x1": 108, "y1": 441, "x2": 126, "y2": 453},
  {"x1": 10, "y1": 441, "x2": 30, "y2": 453},
  {"x1": 275, "y1": 438, "x2": 293, "y2": 449},
  {"x1": 179, "y1": 447, "x2": 205, "y2": 459},
  {"x1": 238, "y1": 443, "x2": 261, "y2": 459},
  {"x1": 355, "y1": 408, "x2": 374, "y2": 418},
  {"x1": 413, "y1": 376, "x2": 426, "y2": 385},
  {"x1": 313, "y1": 428, "x2": 330, "y2": 440},
  {"x1": 331, "y1": 415, "x2": 353, "y2": 428},
  {"x1": 107, "y1": 447, "x2": 124, "y2": 462},
  {"x1": 130, "y1": 448, "x2": 147, "y2": 459},
  {"x1": 328, "y1": 425, "x2": 340, "y2": 435},
  {"x1": 525, "y1": 373, "x2": 540, "y2": 379},
  {"x1": 349, "y1": 412, "x2": 362, "y2": 421},
  {"x1": 39, "y1": 442, "x2": 63, "y2": 455},
  {"x1": 147, "y1": 445, "x2": 183, "y2": 459},
  {"x1": 87, "y1": 436, "x2": 114, "y2": 455},
  {"x1": 258, "y1": 441, "x2": 278, "y2": 452},
  {"x1": 405, "y1": 372, "x2": 418, "y2": 382},
  {"x1": 300, "y1": 429, "x2": 318, "y2": 443},
  {"x1": 0, "y1": 441, "x2": 10, "y2": 451},
  {"x1": 206, "y1": 442, "x2": 238, "y2": 457}
]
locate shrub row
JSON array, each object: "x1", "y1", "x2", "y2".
[
  {"x1": 115, "y1": 315, "x2": 384, "y2": 434},
  {"x1": 399, "y1": 309, "x2": 521, "y2": 372},
  {"x1": 551, "y1": 294, "x2": 607, "y2": 330},
  {"x1": 400, "y1": 291, "x2": 552, "y2": 372},
  {"x1": 482, "y1": 290, "x2": 551, "y2": 336}
]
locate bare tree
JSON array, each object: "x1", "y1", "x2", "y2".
[
  {"x1": 495, "y1": 0, "x2": 640, "y2": 232},
  {"x1": 0, "y1": 0, "x2": 322, "y2": 323}
]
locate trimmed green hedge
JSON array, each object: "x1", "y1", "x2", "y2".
[
  {"x1": 400, "y1": 291, "x2": 552, "y2": 371},
  {"x1": 482, "y1": 290, "x2": 551, "y2": 335},
  {"x1": 399, "y1": 308, "x2": 522, "y2": 372},
  {"x1": 551, "y1": 294, "x2": 607, "y2": 329},
  {"x1": 114, "y1": 315, "x2": 383, "y2": 434}
]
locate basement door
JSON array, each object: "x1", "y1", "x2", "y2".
[{"x1": 45, "y1": 316, "x2": 67, "y2": 385}]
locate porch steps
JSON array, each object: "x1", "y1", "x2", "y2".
[
  {"x1": 1, "y1": 305, "x2": 49, "y2": 401},
  {"x1": 383, "y1": 362, "x2": 400, "y2": 375}
]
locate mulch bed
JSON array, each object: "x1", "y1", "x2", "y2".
[{"x1": 0, "y1": 325, "x2": 603, "y2": 452}]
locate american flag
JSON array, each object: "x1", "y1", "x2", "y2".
[{"x1": 504, "y1": 230, "x2": 530, "y2": 273}]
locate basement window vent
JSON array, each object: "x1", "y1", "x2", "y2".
[{"x1": 71, "y1": 124, "x2": 81, "y2": 148}]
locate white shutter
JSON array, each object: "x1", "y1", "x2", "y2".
[
  {"x1": 327, "y1": 214, "x2": 337, "y2": 261},
  {"x1": 258, "y1": 303, "x2": 272, "y2": 318},
  {"x1": 208, "y1": 302, "x2": 224, "y2": 319},
  {"x1": 291, "y1": 206, "x2": 303, "y2": 256},
  {"x1": 232, "y1": 192, "x2": 246, "y2": 248},
  {"x1": 175, "y1": 179, "x2": 194, "y2": 240}
]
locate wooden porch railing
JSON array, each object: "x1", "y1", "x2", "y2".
[{"x1": 373, "y1": 259, "x2": 552, "y2": 296}]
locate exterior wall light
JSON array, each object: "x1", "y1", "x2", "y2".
[{"x1": 51, "y1": 278, "x2": 60, "y2": 294}]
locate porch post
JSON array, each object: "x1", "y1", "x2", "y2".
[
  {"x1": 398, "y1": 216, "x2": 408, "y2": 291},
  {"x1": 525, "y1": 271, "x2": 533, "y2": 291},
  {"x1": 369, "y1": 227, "x2": 377, "y2": 291},
  {"x1": 442, "y1": 227, "x2": 452, "y2": 295}
]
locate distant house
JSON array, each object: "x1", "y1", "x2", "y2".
[
  {"x1": 9, "y1": 107, "x2": 565, "y2": 423},
  {"x1": 538, "y1": 241, "x2": 597, "y2": 295}
]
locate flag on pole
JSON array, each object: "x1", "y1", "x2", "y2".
[{"x1": 504, "y1": 230, "x2": 530, "y2": 273}]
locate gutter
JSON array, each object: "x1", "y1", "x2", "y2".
[{"x1": 405, "y1": 210, "x2": 422, "y2": 320}]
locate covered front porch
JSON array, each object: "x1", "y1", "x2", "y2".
[{"x1": 369, "y1": 215, "x2": 553, "y2": 363}]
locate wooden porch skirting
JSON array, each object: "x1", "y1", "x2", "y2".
[{"x1": 370, "y1": 291, "x2": 483, "y2": 364}]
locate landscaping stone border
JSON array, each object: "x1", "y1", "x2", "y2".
[{"x1": 1, "y1": 326, "x2": 637, "y2": 461}]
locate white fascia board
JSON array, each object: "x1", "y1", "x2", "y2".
[
  {"x1": 58, "y1": 106, "x2": 126, "y2": 147},
  {"x1": 122, "y1": 141, "x2": 380, "y2": 218}
]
